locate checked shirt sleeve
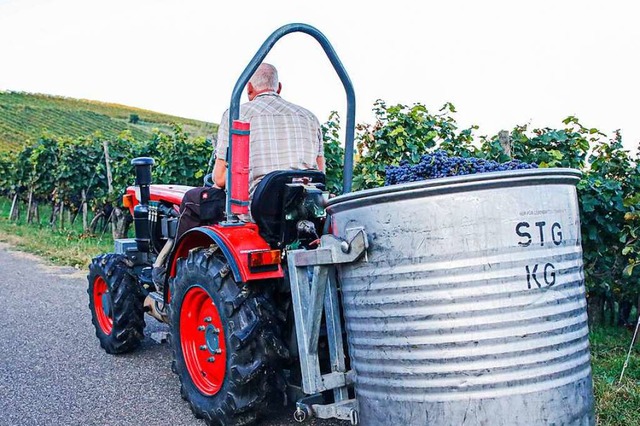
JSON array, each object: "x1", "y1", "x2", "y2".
[{"x1": 215, "y1": 110, "x2": 230, "y2": 161}]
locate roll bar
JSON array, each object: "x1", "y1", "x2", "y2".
[{"x1": 225, "y1": 23, "x2": 356, "y2": 218}]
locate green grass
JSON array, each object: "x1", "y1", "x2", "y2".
[
  {"x1": 0, "y1": 197, "x2": 116, "y2": 267},
  {"x1": 0, "y1": 91, "x2": 217, "y2": 152},
  {"x1": 0, "y1": 194, "x2": 639, "y2": 425},
  {"x1": 590, "y1": 326, "x2": 640, "y2": 425}
]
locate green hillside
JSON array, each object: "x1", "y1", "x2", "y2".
[{"x1": 0, "y1": 91, "x2": 217, "y2": 151}]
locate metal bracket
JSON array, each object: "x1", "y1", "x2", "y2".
[
  {"x1": 292, "y1": 227, "x2": 368, "y2": 267},
  {"x1": 313, "y1": 399, "x2": 359, "y2": 424},
  {"x1": 287, "y1": 227, "x2": 367, "y2": 423}
]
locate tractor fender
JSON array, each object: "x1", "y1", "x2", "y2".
[
  {"x1": 167, "y1": 223, "x2": 284, "y2": 290},
  {"x1": 169, "y1": 226, "x2": 243, "y2": 284}
]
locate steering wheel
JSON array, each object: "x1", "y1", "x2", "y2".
[{"x1": 203, "y1": 173, "x2": 214, "y2": 188}]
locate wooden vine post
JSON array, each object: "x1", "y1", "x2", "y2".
[
  {"x1": 498, "y1": 130, "x2": 512, "y2": 158},
  {"x1": 59, "y1": 202, "x2": 64, "y2": 229},
  {"x1": 81, "y1": 189, "x2": 88, "y2": 232},
  {"x1": 50, "y1": 188, "x2": 59, "y2": 230},
  {"x1": 26, "y1": 189, "x2": 34, "y2": 224},
  {"x1": 103, "y1": 140, "x2": 126, "y2": 238},
  {"x1": 9, "y1": 192, "x2": 20, "y2": 221},
  {"x1": 103, "y1": 140, "x2": 113, "y2": 194}
]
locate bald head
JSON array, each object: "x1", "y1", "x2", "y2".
[{"x1": 247, "y1": 63, "x2": 281, "y2": 100}]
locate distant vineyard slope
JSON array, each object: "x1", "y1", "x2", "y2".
[{"x1": 0, "y1": 91, "x2": 217, "y2": 152}]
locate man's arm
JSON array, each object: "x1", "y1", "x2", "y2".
[
  {"x1": 213, "y1": 158, "x2": 227, "y2": 188},
  {"x1": 316, "y1": 155, "x2": 325, "y2": 172},
  {"x1": 212, "y1": 110, "x2": 230, "y2": 188}
]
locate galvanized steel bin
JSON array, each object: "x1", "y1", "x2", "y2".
[{"x1": 326, "y1": 169, "x2": 594, "y2": 426}]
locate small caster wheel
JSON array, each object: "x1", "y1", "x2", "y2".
[{"x1": 293, "y1": 407, "x2": 307, "y2": 423}]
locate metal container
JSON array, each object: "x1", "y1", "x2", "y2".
[{"x1": 326, "y1": 168, "x2": 594, "y2": 426}]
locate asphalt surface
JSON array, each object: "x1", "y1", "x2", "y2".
[{"x1": 0, "y1": 243, "x2": 346, "y2": 426}]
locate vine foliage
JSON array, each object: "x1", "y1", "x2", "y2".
[
  {"x1": 1, "y1": 101, "x2": 639, "y2": 326},
  {"x1": 333, "y1": 100, "x2": 640, "y2": 325}
]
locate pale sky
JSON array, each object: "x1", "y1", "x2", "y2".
[{"x1": 1, "y1": 0, "x2": 639, "y2": 153}]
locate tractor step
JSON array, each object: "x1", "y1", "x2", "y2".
[{"x1": 151, "y1": 331, "x2": 169, "y2": 344}]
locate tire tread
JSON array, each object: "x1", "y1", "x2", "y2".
[
  {"x1": 87, "y1": 253, "x2": 145, "y2": 354},
  {"x1": 169, "y1": 249, "x2": 285, "y2": 426}
]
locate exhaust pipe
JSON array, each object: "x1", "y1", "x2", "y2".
[
  {"x1": 132, "y1": 157, "x2": 154, "y2": 205},
  {"x1": 131, "y1": 157, "x2": 155, "y2": 253}
]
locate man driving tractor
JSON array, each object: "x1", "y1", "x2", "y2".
[{"x1": 176, "y1": 62, "x2": 325, "y2": 236}]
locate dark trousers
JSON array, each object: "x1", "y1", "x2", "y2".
[{"x1": 176, "y1": 187, "x2": 225, "y2": 239}]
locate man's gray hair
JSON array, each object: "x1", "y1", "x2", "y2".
[{"x1": 249, "y1": 63, "x2": 279, "y2": 91}]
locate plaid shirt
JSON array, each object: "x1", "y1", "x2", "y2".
[{"x1": 215, "y1": 92, "x2": 323, "y2": 195}]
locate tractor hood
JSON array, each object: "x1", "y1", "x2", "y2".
[{"x1": 126, "y1": 184, "x2": 194, "y2": 207}]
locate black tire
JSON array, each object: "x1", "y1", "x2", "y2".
[
  {"x1": 169, "y1": 247, "x2": 287, "y2": 426},
  {"x1": 87, "y1": 253, "x2": 146, "y2": 354}
]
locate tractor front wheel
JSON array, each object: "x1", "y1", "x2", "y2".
[
  {"x1": 169, "y1": 247, "x2": 286, "y2": 426},
  {"x1": 87, "y1": 254, "x2": 145, "y2": 354}
]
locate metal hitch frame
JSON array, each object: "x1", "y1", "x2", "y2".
[{"x1": 287, "y1": 227, "x2": 368, "y2": 424}]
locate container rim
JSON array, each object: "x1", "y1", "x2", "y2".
[{"x1": 326, "y1": 167, "x2": 582, "y2": 211}]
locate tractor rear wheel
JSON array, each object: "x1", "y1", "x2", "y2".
[
  {"x1": 169, "y1": 247, "x2": 287, "y2": 426},
  {"x1": 87, "y1": 254, "x2": 145, "y2": 354}
]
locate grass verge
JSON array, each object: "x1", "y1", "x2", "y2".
[
  {"x1": 590, "y1": 325, "x2": 640, "y2": 425},
  {"x1": 0, "y1": 197, "x2": 115, "y2": 268}
]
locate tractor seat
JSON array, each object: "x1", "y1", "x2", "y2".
[{"x1": 251, "y1": 170, "x2": 326, "y2": 248}]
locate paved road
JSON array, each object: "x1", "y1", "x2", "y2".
[{"x1": 0, "y1": 243, "x2": 344, "y2": 426}]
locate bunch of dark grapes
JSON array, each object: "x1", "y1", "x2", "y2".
[{"x1": 384, "y1": 150, "x2": 538, "y2": 186}]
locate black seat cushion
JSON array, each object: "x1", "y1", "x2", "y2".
[{"x1": 251, "y1": 170, "x2": 325, "y2": 247}]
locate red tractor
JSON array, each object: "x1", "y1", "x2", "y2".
[{"x1": 88, "y1": 23, "x2": 361, "y2": 425}]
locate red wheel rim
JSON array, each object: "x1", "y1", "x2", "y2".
[
  {"x1": 180, "y1": 286, "x2": 227, "y2": 396},
  {"x1": 93, "y1": 276, "x2": 113, "y2": 335}
]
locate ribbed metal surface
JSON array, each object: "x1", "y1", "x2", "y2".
[{"x1": 327, "y1": 169, "x2": 594, "y2": 425}]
